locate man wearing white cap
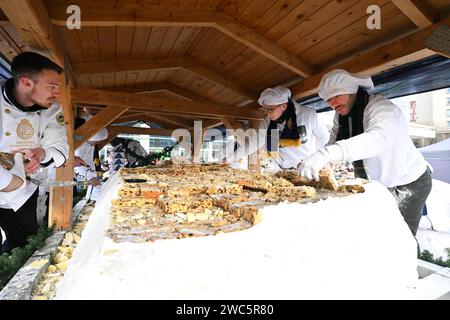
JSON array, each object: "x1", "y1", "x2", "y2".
[
  {"x1": 298, "y1": 69, "x2": 432, "y2": 236},
  {"x1": 74, "y1": 126, "x2": 108, "y2": 187},
  {"x1": 235, "y1": 85, "x2": 329, "y2": 169}
]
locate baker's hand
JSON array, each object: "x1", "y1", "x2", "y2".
[
  {"x1": 74, "y1": 156, "x2": 87, "y2": 167},
  {"x1": 298, "y1": 150, "x2": 330, "y2": 181},
  {"x1": 14, "y1": 148, "x2": 46, "y2": 173},
  {"x1": 1, "y1": 153, "x2": 26, "y2": 192},
  {"x1": 89, "y1": 177, "x2": 100, "y2": 187}
]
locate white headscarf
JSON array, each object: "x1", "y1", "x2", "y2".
[
  {"x1": 81, "y1": 112, "x2": 108, "y2": 142},
  {"x1": 89, "y1": 128, "x2": 108, "y2": 142},
  {"x1": 258, "y1": 86, "x2": 291, "y2": 106},
  {"x1": 318, "y1": 69, "x2": 374, "y2": 101}
]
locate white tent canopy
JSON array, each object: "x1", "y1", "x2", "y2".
[{"x1": 420, "y1": 138, "x2": 450, "y2": 184}]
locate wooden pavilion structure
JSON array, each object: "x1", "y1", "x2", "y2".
[{"x1": 0, "y1": 0, "x2": 448, "y2": 229}]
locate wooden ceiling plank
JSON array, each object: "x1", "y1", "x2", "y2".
[
  {"x1": 391, "y1": 0, "x2": 437, "y2": 28},
  {"x1": 47, "y1": 3, "x2": 314, "y2": 77},
  {"x1": 0, "y1": 0, "x2": 77, "y2": 85},
  {"x1": 289, "y1": 17, "x2": 450, "y2": 100},
  {"x1": 313, "y1": 9, "x2": 414, "y2": 69},
  {"x1": 97, "y1": 27, "x2": 117, "y2": 61}
]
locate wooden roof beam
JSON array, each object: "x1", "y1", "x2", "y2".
[
  {"x1": 111, "y1": 113, "x2": 148, "y2": 124},
  {"x1": 107, "y1": 126, "x2": 175, "y2": 137},
  {"x1": 391, "y1": 0, "x2": 437, "y2": 28},
  {"x1": 74, "y1": 105, "x2": 129, "y2": 149},
  {"x1": 71, "y1": 88, "x2": 264, "y2": 120},
  {"x1": 74, "y1": 58, "x2": 257, "y2": 100},
  {"x1": 146, "y1": 114, "x2": 192, "y2": 128},
  {"x1": 290, "y1": 17, "x2": 450, "y2": 100},
  {"x1": 106, "y1": 82, "x2": 213, "y2": 104},
  {"x1": 47, "y1": 3, "x2": 314, "y2": 77},
  {"x1": 198, "y1": 119, "x2": 223, "y2": 130}
]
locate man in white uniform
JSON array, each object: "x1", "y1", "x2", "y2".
[
  {"x1": 74, "y1": 128, "x2": 108, "y2": 201},
  {"x1": 228, "y1": 86, "x2": 329, "y2": 170},
  {"x1": 0, "y1": 52, "x2": 69, "y2": 252},
  {"x1": 74, "y1": 115, "x2": 108, "y2": 187},
  {"x1": 299, "y1": 69, "x2": 432, "y2": 236}
]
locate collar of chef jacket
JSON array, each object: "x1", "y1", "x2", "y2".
[{"x1": 2, "y1": 78, "x2": 48, "y2": 112}]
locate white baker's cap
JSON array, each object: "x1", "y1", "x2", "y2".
[
  {"x1": 258, "y1": 86, "x2": 291, "y2": 106},
  {"x1": 318, "y1": 69, "x2": 374, "y2": 101}
]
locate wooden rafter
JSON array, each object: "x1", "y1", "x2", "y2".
[
  {"x1": 47, "y1": 2, "x2": 315, "y2": 78},
  {"x1": 73, "y1": 57, "x2": 185, "y2": 75},
  {"x1": 74, "y1": 105, "x2": 129, "y2": 149},
  {"x1": 146, "y1": 114, "x2": 192, "y2": 128},
  {"x1": 71, "y1": 88, "x2": 264, "y2": 120},
  {"x1": 391, "y1": 0, "x2": 437, "y2": 28},
  {"x1": 197, "y1": 119, "x2": 223, "y2": 130},
  {"x1": 74, "y1": 58, "x2": 257, "y2": 100},
  {"x1": 220, "y1": 116, "x2": 246, "y2": 146},
  {"x1": 112, "y1": 113, "x2": 148, "y2": 125},
  {"x1": 106, "y1": 82, "x2": 213, "y2": 104},
  {"x1": 107, "y1": 126, "x2": 174, "y2": 136},
  {"x1": 290, "y1": 17, "x2": 450, "y2": 100}
]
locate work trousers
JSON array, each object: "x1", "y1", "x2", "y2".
[
  {"x1": 388, "y1": 168, "x2": 432, "y2": 237},
  {"x1": 0, "y1": 189, "x2": 39, "y2": 253}
]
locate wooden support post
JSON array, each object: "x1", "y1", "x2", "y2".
[
  {"x1": 220, "y1": 116, "x2": 246, "y2": 145},
  {"x1": 74, "y1": 105, "x2": 129, "y2": 150},
  {"x1": 50, "y1": 77, "x2": 74, "y2": 230},
  {"x1": 192, "y1": 121, "x2": 206, "y2": 164},
  {"x1": 248, "y1": 120, "x2": 262, "y2": 172}
]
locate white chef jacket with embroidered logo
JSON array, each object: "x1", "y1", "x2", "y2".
[{"x1": 0, "y1": 79, "x2": 69, "y2": 211}]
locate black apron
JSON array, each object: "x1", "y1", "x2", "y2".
[{"x1": 335, "y1": 88, "x2": 369, "y2": 179}]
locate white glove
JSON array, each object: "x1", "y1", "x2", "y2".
[
  {"x1": 299, "y1": 144, "x2": 344, "y2": 181},
  {"x1": 10, "y1": 153, "x2": 26, "y2": 183},
  {"x1": 0, "y1": 153, "x2": 27, "y2": 210},
  {"x1": 298, "y1": 149, "x2": 330, "y2": 181}
]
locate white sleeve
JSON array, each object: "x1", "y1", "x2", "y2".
[
  {"x1": 311, "y1": 112, "x2": 330, "y2": 149},
  {"x1": 328, "y1": 112, "x2": 340, "y2": 145},
  {"x1": 40, "y1": 105, "x2": 69, "y2": 167},
  {"x1": 232, "y1": 118, "x2": 269, "y2": 161},
  {"x1": 0, "y1": 166, "x2": 13, "y2": 190},
  {"x1": 335, "y1": 102, "x2": 399, "y2": 162}
]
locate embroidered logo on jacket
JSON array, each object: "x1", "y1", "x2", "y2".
[
  {"x1": 287, "y1": 117, "x2": 294, "y2": 130},
  {"x1": 56, "y1": 112, "x2": 65, "y2": 125},
  {"x1": 16, "y1": 119, "x2": 34, "y2": 140}
]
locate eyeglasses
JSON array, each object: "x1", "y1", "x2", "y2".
[{"x1": 261, "y1": 103, "x2": 285, "y2": 114}]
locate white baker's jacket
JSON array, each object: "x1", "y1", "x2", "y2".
[
  {"x1": 235, "y1": 103, "x2": 330, "y2": 169},
  {"x1": 329, "y1": 95, "x2": 430, "y2": 188},
  {"x1": 0, "y1": 80, "x2": 69, "y2": 211},
  {"x1": 74, "y1": 142, "x2": 97, "y2": 180}
]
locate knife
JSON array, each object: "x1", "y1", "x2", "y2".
[{"x1": 28, "y1": 178, "x2": 94, "y2": 187}]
